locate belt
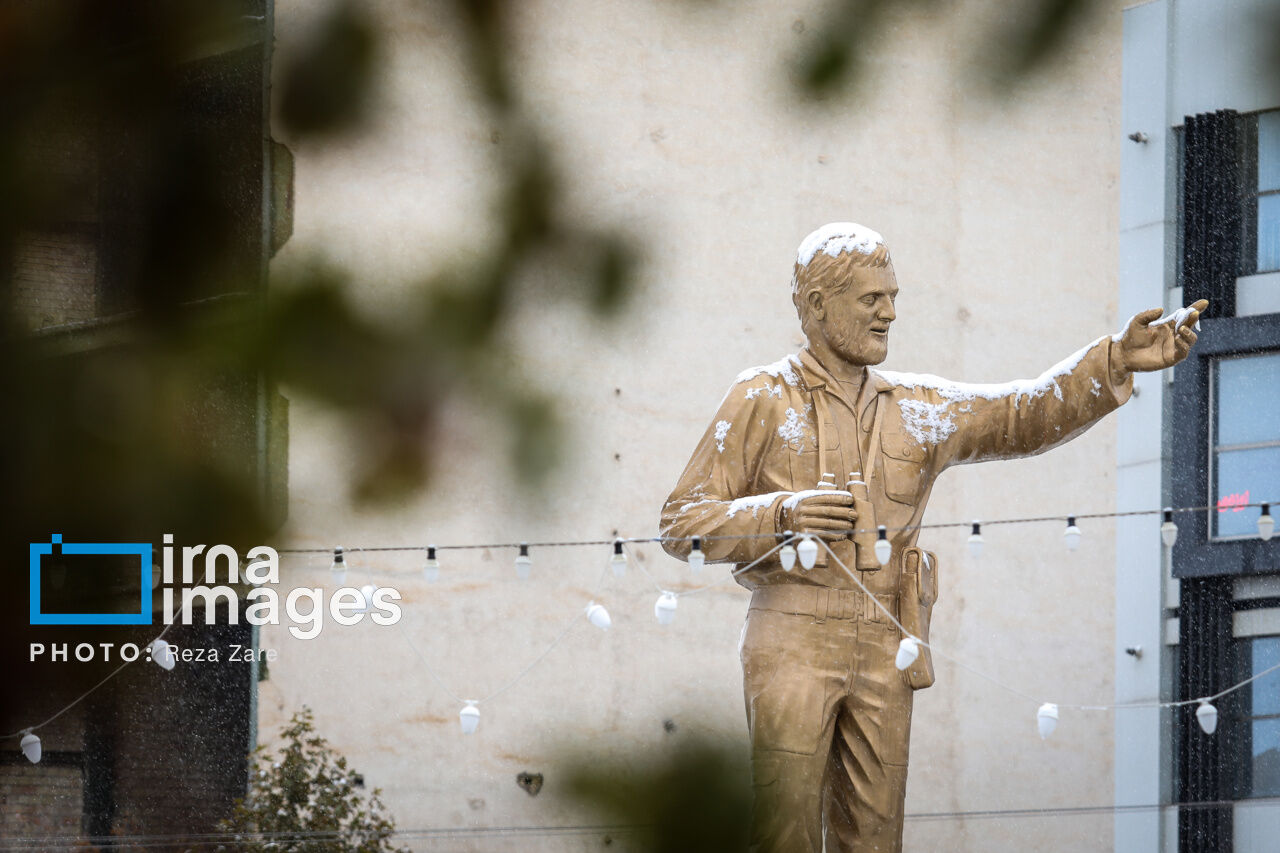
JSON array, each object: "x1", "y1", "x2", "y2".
[{"x1": 749, "y1": 585, "x2": 896, "y2": 623}]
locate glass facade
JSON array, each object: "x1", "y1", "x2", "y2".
[
  {"x1": 1213, "y1": 352, "x2": 1280, "y2": 538},
  {"x1": 1256, "y1": 112, "x2": 1280, "y2": 272},
  {"x1": 1235, "y1": 636, "x2": 1280, "y2": 798}
]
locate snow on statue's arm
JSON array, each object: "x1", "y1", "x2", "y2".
[
  {"x1": 874, "y1": 336, "x2": 1133, "y2": 469},
  {"x1": 660, "y1": 374, "x2": 796, "y2": 566}
]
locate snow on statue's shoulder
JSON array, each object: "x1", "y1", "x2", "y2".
[{"x1": 735, "y1": 354, "x2": 802, "y2": 388}]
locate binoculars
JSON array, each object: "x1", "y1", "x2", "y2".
[{"x1": 815, "y1": 472, "x2": 882, "y2": 572}]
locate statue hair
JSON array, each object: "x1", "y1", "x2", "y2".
[{"x1": 791, "y1": 240, "x2": 892, "y2": 333}]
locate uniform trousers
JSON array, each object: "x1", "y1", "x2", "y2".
[{"x1": 741, "y1": 585, "x2": 912, "y2": 853}]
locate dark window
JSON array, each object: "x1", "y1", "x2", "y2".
[
  {"x1": 1170, "y1": 315, "x2": 1280, "y2": 578},
  {"x1": 1231, "y1": 635, "x2": 1280, "y2": 798},
  {"x1": 1211, "y1": 352, "x2": 1280, "y2": 539},
  {"x1": 1242, "y1": 111, "x2": 1280, "y2": 275}
]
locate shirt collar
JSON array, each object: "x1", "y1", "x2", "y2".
[{"x1": 797, "y1": 347, "x2": 892, "y2": 419}]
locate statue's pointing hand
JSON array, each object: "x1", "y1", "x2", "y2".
[
  {"x1": 1114, "y1": 299, "x2": 1209, "y2": 380},
  {"x1": 779, "y1": 492, "x2": 857, "y2": 540}
]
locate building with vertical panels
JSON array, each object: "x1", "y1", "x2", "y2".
[{"x1": 1117, "y1": 2, "x2": 1280, "y2": 850}]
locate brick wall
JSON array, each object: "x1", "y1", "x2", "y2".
[
  {"x1": 11, "y1": 230, "x2": 98, "y2": 330},
  {"x1": 0, "y1": 702, "x2": 85, "y2": 842},
  {"x1": 0, "y1": 764, "x2": 84, "y2": 840},
  {"x1": 105, "y1": 620, "x2": 254, "y2": 843},
  {"x1": 11, "y1": 107, "x2": 101, "y2": 332},
  {"x1": 0, "y1": 620, "x2": 252, "y2": 846}
]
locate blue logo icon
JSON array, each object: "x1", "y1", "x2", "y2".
[{"x1": 29, "y1": 534, "x2": 153, "y2": 625}]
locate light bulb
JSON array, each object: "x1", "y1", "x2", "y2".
[
  {"x1": 1196, "y1": 700, "x2": 1219, "y2": 734},
  {"x1": 20, "y1": 732, "x2": 40, "y2": 764},
  {"x1": 515, "y1": 543, "x2": 532, "y2": 580},
  {"x1": 149, "y1": 639, "x2": 175, "y2": 671},
  {"x1": 1161, "y1": 508, "x2": 1178, "y2": 548},
  {"x1": 655, "y1": 591, "x2": 678, "y2": 625},
  {"x1": 779, "y1": 532, "x2": 797, "y2": 572},
  {"x1": 874, "y1": 526, "x2": 891, "y2": 566},
  {"x1": 1260, "y1": 504, "x2": 1275, "y2": 541},
  {"x1": 688, "y1": 537, "x2": 705, "y2": 574},
  {"x1": 968, "y1": 522, "x2": 984, "y2": 559},
  {"x1": 1064, "y1": 517, "x2": 1081, "y2": 552},
  {"x1": 895, "y1": 637, "x2": 920, "y2": 671},
  {"x1": 330, "y1": 546, "x2": 347, "y2": 585},
  {"x1": 357, "y1": 584, "x2": 376, "y2": 613},
  {"x1": 586, "y1": 602, "x2": 612, "y2": 630},
  {"x1": 423, "y1": 545, "x2": 439, "y2": 583},
  {"x1": 1037, "y1": 703, "x2": 1059, "y2": 739},
  {"x1": 797, "y1": 536, "x2": 819, "y2": 570},
  {"x1": 610, "y1": 540, "x2": 627, "y2": 578},
  {"x1": 459, "y1": 702, "x2": 480, "y2": 735}
]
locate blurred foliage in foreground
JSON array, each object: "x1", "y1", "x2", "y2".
[
  {"x1": 2, "y1": 0, "x2": 1246, "y2": 710},
  {"x1": 562, "y1": 739, "x2": 753, "y2": 853},
  {"x1": 0, "y1": 0, "x2": 638, "y2": 564},
  {"x1": 0, "y1": 0, "x2": 1205, "y2": 549},
  {"x1": 217, "y1": 707, "x2": 407, "y2": 853}
]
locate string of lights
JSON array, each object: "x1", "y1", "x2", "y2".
[
  {"x1": 396, "y1": 566, "x2": 611, "y2": 712},
  {"x1": 810, "y1": 537, "x2": 1280, "y2": 737},
  {"x1": 274, "y1": 499, "x2": 1275, "y2": 554},
  {"x1": 2, "y1": 598, "x2": 193, "y2": 753},
  {"x1": 391, "y1": 543, "x2": 793, "y2": 728},
  {"x1": 6, "y1": 499, "x2": 1276, "y2": 758}
]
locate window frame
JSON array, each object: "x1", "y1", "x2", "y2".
[
  {"x1": 1228, "y1": 632, "x2": 1280, "y2": 799},
  {"x1": 1240, "y1": 110, "x2": 1280, "y2": 276},
  {"x1": 1170, "y1": 312, "x2": 1280, "y2": 578},
  {"x1": 1208, "y1": 351, "x2": 1280, "y2": 541}
]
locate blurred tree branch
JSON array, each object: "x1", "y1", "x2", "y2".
[{"x1": 4, "y1": 0, "x2": 1274, "y2": 558}]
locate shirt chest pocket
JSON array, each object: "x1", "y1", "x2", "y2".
[
  {"x1": 879, "y1": 430, "x2": 928, "y2": 505},
  {"x1": 787, "y1": 417, "x2": 841, "y2": 487}
]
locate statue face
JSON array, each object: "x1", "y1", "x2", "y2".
[{"x1": 808, "y1": 261, "x2": 898, "y2": 366}]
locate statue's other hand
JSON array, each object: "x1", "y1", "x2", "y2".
[
  {"x1": 1117, "y1": 298, "x2": 1208, "y2": 375},
  {"x1": 780, "y1": 493, "x2": 856, "y2": 540}
]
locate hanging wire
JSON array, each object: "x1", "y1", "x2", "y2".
[
  {"x1": 7, "y1": 498, "x2": 1276, "y2": 743},
  {"x1": 620, "y1": 538, "x2": 786, "y2": 599},
  {"x1": 2, "y1": 596, "x2": 193, "y2": 741},
  {"x1": 814, "y1": 537, "x2": 1280, "y2": 714},
  {"x1": 386, "y1": 559, "x2": 613, "y2": 706},
  {"x1": 272, "y1": 499, "x2": 1272, "y2": 554}
]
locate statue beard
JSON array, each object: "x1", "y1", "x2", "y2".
[{"x1": 826, "y1": 326, "x2": 888, "y2": 366}]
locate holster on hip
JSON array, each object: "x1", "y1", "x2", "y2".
[{"x1": 898, "y1": 546, "x2": 939, "y2": 690}]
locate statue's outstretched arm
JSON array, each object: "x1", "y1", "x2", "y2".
[{"x1": 916, "y1": 301, "x2": 1204, "y2": 468}]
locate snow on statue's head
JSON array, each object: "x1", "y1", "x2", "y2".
[{"x1": 791, "y1": 222, "x2": 891, "y2": 338}]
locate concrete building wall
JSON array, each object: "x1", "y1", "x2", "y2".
[
  {"x1": 1169, "y1": 0, "x2": 1280, "y2": 120},
  {"x1": 1115, "y1": 3, "x2": 1174, "y2": 851},
  {"x1": 262, "y1": 2, "x2": 1128, "y2": 850},
  {"x1": 1117, "y1": 2, "x2": 1280, "y2": 851}
]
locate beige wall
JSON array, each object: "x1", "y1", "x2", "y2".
[{"x1": 261, "y1": 1, "x2": 1125, "y2": 850}]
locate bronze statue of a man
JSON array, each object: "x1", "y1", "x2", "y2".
[{"x1": 660, "y1": 222, "x2": 1205, "y2": 853}]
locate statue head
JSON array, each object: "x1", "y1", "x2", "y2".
[{"x1": 791, "y1": 222, "x2": 898, "y2": 367}]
